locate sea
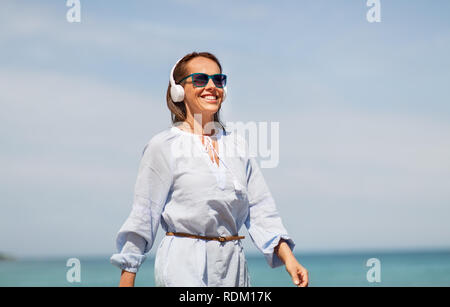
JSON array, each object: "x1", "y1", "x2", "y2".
[{"x1": 1, "y1": 250, "x2": 450, "y2": 287}]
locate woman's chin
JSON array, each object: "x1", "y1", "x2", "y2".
[{"x1": 199, "y1": 101, "x2": 220, "y2": 113}]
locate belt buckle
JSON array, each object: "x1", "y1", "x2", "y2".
[{"x1": 218, "y1": 236, "x2": 226, "y2": 242}]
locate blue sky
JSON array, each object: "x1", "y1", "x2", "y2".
[{"x1": 1, "y1": 0, "x2": 449, "y2": 258}]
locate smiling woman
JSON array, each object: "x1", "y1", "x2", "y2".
[{"x1": 110, "y1": 51, "x2": 308, "y2": 287}]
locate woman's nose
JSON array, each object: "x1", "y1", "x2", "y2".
[{"x1": 205, "y1": 77, "x2": 216, "y2": 89}]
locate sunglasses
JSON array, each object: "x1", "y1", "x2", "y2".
[{"x1": 179, "y1": 73, "x2": 227, "y2": 88}]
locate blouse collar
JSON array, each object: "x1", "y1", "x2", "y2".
[{"x1": 171, "y1": 125, "x2": 224, "y2": 139}]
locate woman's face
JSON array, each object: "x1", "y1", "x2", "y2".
[{"x1": 182, "y1": 57, "x2": 224, "y2": 121}]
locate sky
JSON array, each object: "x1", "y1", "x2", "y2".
[{"x1": 1, "y1": 0, "x2": 449, "y2": 258}]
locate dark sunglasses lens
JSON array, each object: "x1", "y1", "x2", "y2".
[
  {"x1": 212, "y1": 75, "x2": 226, "y2": 88},
  {"x1": 192, "y1": 74, "x2": 208, "y2": 87}
]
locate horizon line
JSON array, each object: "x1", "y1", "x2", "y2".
[{"x1": 4, "y1": 246, "x2": 450, "y2": 261}]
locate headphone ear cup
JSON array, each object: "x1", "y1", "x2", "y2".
[
  {"x1": 170, "y1": 84, "x2": 185, "y2": 102},
  {"x1": 169, "y1": 58, "x2": 185, "y2": 103},
  {"x1": 222, "y1": 86, "x2": 227, "y2": 102}
]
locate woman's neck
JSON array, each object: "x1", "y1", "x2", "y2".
[{"x1": 182, "y1": 113, "x2": 217, "y2": 136}]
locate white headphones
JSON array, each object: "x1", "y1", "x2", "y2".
[{"x1": 169, "y1": 57, "x2": 227, "y2": 103}]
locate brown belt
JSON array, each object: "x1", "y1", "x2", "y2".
[{"x1": 166, "y1": 232, "x2": 245, "y2": 242}]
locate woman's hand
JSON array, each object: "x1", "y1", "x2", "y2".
[
  {"x1": 119, "y1": 270, "x2": 136, "y2": 287},
  {"x1": 275, "y1": 239, "x2": 309, "y2": 287},
  {"x1": 285, "y1": 259, "x2": 309, "y2": 287}
]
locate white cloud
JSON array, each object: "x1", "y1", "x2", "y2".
[
  {"x1": 0, "y1": 69, "x2": 170, "y2": 190},
  {"x1": 271, "y1": 107, "x2": 450, "y2": 202}
]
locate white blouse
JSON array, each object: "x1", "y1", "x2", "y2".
[{"x1": 110, "y1": 125, "x2": 295, "y2": 286}]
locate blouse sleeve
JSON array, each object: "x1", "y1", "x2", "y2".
[
  {"x1": 244, "y1": 156, "x2": 295, "y2": 268},
  {"x1": 110, "y1": 138, "x2": 173, "y2": 273}
]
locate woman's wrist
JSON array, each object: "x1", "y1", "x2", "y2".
[
  {"x1": 119, "y1": 270, "x2": 136, "y2": 287},
  {"x1": 275, "y1": 239, "x2": 297, "y2": 265}
]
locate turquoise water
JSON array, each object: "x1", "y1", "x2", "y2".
[{"x1": 1, "y1": 251, "x2": 449, "y2": 287}]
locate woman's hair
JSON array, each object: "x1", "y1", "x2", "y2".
[{"x1": 166, "y1": 51, "x2": 225, "y2": 131}]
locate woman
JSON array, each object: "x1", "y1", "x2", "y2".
[{"x1": 110, "y1": 51, "x2": 309, "y2": 287}]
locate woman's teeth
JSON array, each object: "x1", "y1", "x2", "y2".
[{"x1": 202, "y1": 95, "x2": 217, "y2": 101}]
